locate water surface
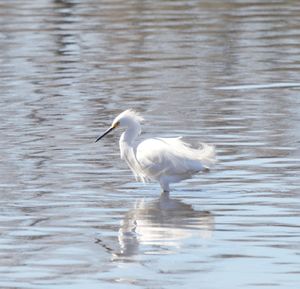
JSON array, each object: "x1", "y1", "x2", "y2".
[{"x1": 0, "y1": 0, "x2": 300, "y2": 288}]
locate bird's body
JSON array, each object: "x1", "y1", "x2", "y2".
[{"x1": 96, "y1": 109, "x2": 216, "y2": 192}]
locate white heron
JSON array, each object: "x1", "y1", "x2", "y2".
[{"x1": 95, "y1": 109, "x2": 216, "y2": 192}]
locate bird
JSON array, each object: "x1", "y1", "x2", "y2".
[{"x1": 95, "y1": 109, "x2": 216, "y2": 192}]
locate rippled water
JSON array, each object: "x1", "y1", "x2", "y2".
[{"x1": 1, "y1": 0, "x2": 300, "y2": 288}]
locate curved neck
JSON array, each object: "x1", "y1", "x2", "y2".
[
  {"x1": 120, "y1": 124, "x2": 140, "y2": 146},
  {"x1": 119, "y1": 126, "x2": 139, "y2": 162},
  {"x1": 119, "y1": 126, "x2": 146, "y2": 182}
]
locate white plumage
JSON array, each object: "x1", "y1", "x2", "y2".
[{"x1": 96, "y1": 109, "x2": 216, "y2": 192}]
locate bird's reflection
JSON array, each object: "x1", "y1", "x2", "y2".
[{"x1": 113, "y1": 192, "x2": 214, "y2": 259}]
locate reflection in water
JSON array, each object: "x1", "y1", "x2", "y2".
[{"x1": 114, "y1": 192, "x2": 214, "y2": 258}]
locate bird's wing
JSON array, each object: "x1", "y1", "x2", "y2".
[{"x1": 136, "y1": 137, "x2": 216, "y2": 178}]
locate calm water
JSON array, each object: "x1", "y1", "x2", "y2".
[{"x1": 1, "y1": 0, "x2": 300, "y2": 288}]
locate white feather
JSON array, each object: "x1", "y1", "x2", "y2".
[
  {"x1": 136, "y1": 137, "x2": 216, "y2": 181},
  {"x1": 102, "y1": 109, "x2": 216, "y2": 192}
]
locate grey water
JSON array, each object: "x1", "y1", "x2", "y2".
[{"x1": 1, "y1": 0, "x2": 300, "y2": 288}]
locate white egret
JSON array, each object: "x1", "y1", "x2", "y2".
[{"x1": 96, "y1": 109, "x2": 216, "y2": 192}]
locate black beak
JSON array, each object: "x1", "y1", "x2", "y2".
[{"x1": 95, "y1": 126, "x2": 115, "y2": 142}]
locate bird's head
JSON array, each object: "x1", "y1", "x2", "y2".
[{"x1": 95, "y1": 109, "x2": 144, "y2": 142}]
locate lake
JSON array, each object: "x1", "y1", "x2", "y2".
[{"x1": 0, "y1": 0, "x2": 300, "y2": 288}]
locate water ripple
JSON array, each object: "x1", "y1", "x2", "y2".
[{"x1": 0, "y1": 0, "x2": 300, "y2": 288}]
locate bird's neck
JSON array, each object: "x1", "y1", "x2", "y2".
[
  {"x1": 120, "y1": 125, "x2": 140, "y2": 146},
  {"x1": 119, "y1": 127, "x2": 139, "y2": 161},
  {"x1": 119, "y1": 127, "x2": 146, "y2": 182}
]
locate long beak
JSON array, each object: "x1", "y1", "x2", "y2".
[{"x1": 95, "y1": 126, "x2": 115, "y2": 142}]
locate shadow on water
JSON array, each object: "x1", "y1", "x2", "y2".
[{"x1": 96, "y1": 192, "x2": 214, "y2": 260}]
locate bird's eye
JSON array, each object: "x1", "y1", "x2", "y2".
[{"x1": 113, "y1": 121, "x2": 120, "y2": 128}]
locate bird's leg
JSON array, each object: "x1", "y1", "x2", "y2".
[
  {"x1": 159, "y1": 179, "x2": 170, "y2": 194},
  {"x1": 160, "y1": 190, "x2": 170, "y2": 197},
  {"x1": 160, "y1": 191, "x2": 170, "y2": 200}
]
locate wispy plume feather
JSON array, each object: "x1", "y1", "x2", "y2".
[{"x1": 121, "y1": 109, "x2": 144, "y2": 122}]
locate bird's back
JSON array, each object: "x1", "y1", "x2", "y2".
[{"x1": 136, "y1": 137, "x2": 216, "y2": 181}]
